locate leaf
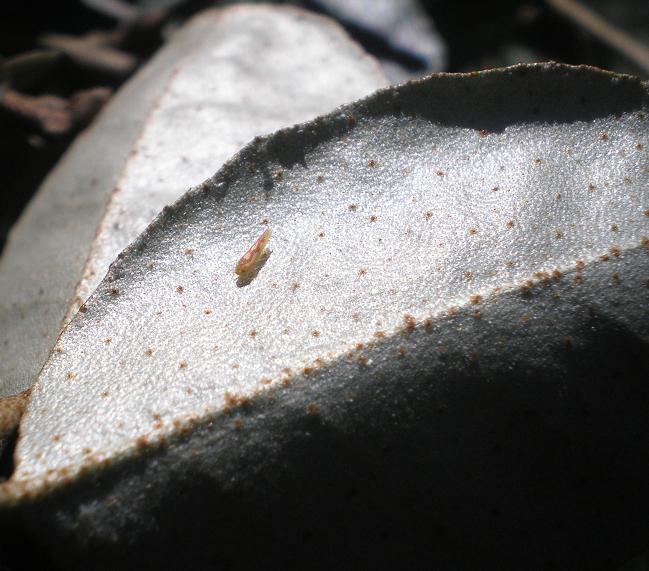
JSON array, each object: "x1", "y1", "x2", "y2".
[
  {"x1": 0, "y1": 5, "x2": 386, "y2": 399},
  {"x1": 3, "y1": 63, "x2": 649, "y2": 569}
]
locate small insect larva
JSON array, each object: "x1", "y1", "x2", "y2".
[{"x1": 235, "y1": 228, "x2": 272, "y2": 276}]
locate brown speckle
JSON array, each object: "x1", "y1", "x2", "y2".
[
  {"x1": 624, "y1": 177, "x2": 632, "y2": 185},
  {"x1": 176, "y1": 286, "x2": 184, "y2": 294},
  {"x1": 521, "y1": 280, "x2": 533, "y2": 294},
  {"x1": 600, "y1": 254, "x2": 610, "y2": 262},
  {"x1": 357, "y1": 355, "x2": 368, "y2": 366},
  {"x1": 478, "y1": 129, "x2": 489, "y2": 137},
  {"x1": 468, "y1": 228, "x2": 478, "y2": 236},
  {"x1": 52, "y1": 434, "x2": 61, "y2": 442},
  {"x1": 369, "y1": 215, "x2": 377, "y2": 222},
  {"x1": 368, "y1": 159, "x2": 377, "y2": 168},
  {"x1": 233, "y1": 419, "x2": 243, "y2": 430},
  {"x1": 179, "y1": 361, "x2": 188, "y2": 370},
  {"x1": 184, "y1": 248, "x2": 194, "y2": 256},
  {"x1": 306, "y1": 403, "x2": 319, "y2": 415},
  {"x1": 424, "y1": 317, "x2": 433, "y2": 331},
  {"x1": 312, "y1": 330, "x2": 320, "y2": 338},
  {"x1": 600, "y1": 132, "x2": 609, "y2": 141},
  {"x1": 302, "y1": 366, "x2": 314, "y2": 376},
  {"x1": 348, "y1": 204, "x2": 357, "y2": 212},
  {"x1": 555, "y1": 230, "x2": 564, "y2": 239},
  {"x1": 492, "y1": 186, "x2": 499, "y2": 192},
  {"x1": 261, "y1": 218, "x2": 269, "y2": 225},
  {"x1": 469, "y1": 295, "x2": 482, "y2": 305},
  {"x1": 397, "y1": 347, "x2": 406, "y2": 358},
  {"x1": 403, "y1": 314, "x2": 416, "y2": 333},
  {"x1": 610, "y1": 245, "x2": 621, "y2": 257},
  {"x1": 316, "y1": 175, "x2": 325, "y2": 183},
  {"x1": 136, "y1": 436, "x2": 148, "y2": 451},
  {"x1": 636, "y1": 143, "x2": 643, "y2": 150},
  {"x1": 644, "y1": 209, "x2": 649, "y2": 217},
  {"x1": 506, "y1": 220, "x2": 515, "y2": 229},
  {"x1": 274, "y1": 169, "x2": 284, "y2": 181},
  {"x1": 260, "y1": 378, "x2": 272, "y2": 385},
  {"x1": 436, "y1": 170, "x2": 445, "y2": 177},
  {"x1": 574, "y1": 274, "x2": 583, "y2": 284},
  {"x1": 78, "y1": 304, "x2": 87, "y2": 313},
  {"x1": 374, "y1": 331, "x2": 386, "y2": 339},
  {"x1": 104, "y1": 338, "x2": 112, "y2": 345},
  {"x1": 588, "y1": 184, "x2": 596, "y2": 192},
  {"x1": 231, "y1": 363, "x2": 240, "y2": 369},
  {"x1": 575, "y1": 260, "x2": 585, "y2": 270},
  {"x1": 249, "y1": 330, "x2": 258, "y2": 339},
  {"x1": 66, "y1": 372, "x2": 76, "y2": 380},
  {"x1": 100, "y1": 391, "x2": 109, "y2": 398},
  {"x1": 613, "y1": 272, "x2": 620, "y2": 282},
  {"x1": 555, "y1": 192, "x2": 561, "y2": 201},
  {"x1": 352, "y1": 313, "x2": 361, "y2": 322},
  {"x1": 110, "y1": 287, "x2": 120, "y2": 297},
  {"x1": 145, "y1": 347, "x2": 155, "y2": 357},
  {"x1": 204, "y1": 309, "x2": 212, "y2": 315},
  {"x1": 521, "y1": 314, "x2": 530, "y2": 324},
  {"x1": 424, "y1": 211, "x2": 433, "y2": 220},
  {"x1": 642, "y1": 236, "x2": 649, "y2": 251},
  {"x1": 472, "y1": 310, "x2": 482, "y2": 319},
  {"x1": 551, "y1": 269, "x2": 562, "y2": 281},
  {"x1": 357, "y1": 268, "x2": 367, "y2": 277},
  {"x1": 291, "y1": 282, "x2": 300, "y2": 291},
  {"x1": 534, "y1": 158, "x2": 542, "y2": 164},
  {"x1": 463, "y1": 271, "x2": 474, "y2": 281}
]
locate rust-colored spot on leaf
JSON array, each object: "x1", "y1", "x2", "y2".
[
  {"x1": 291, "y1": 282, "x2": 300, "y2": 291},
  {"x1": 233, "y1": 419, "x2": 243, "y2": 430},
  {"x1": 357, "y1": 268, "x2": 367, "y2": 277},
  {"x1": 612, "y1": 272, "x2": 620, "y2": 282},
  {"x1": 469, "y1": 295, "x2": 482, "y2": 305},
  {"x1": 472, "y1": 310, "x2": 482, "y2": 319},
  {"x1": 374, "y1": 331, "x2": 386, "y2": 339},
  {"x1": 66, "y1": 372, "x2": 76, "y2": 380},
  {"x1": 316, "y1": 175, "x2": 325, "y2": 183},
  {"x1": 306, "y1": 403, "x2": 319, "y2": 415},
  {"x1": 249, "y1": 330, "x2": 258, "y2": 339},
  {"x1": 468, "y1": 228, "x2": 478, "y2": 236},
  {"x1": 274, "y1": 169, "x2": 284, "y2": 181},
  {"x1": 588, "y1": 184, "x2": 596, "y2": 192},
  {"x1": 521, "y1": 280, "x2": 533, "y2": 294},
  {"x1": 110, "y1": 287, "x2": 120, "y2": 297},
  {"x1": 611, "y1": 224, "x2": 618, "y2": 232},
  {"x1": 424, "y1": 317, "x2": 433, "y2": 331},
  {"x1": 103, "y1": 338, "x2": 112, "y2": 345},
  {"x1": 302, "y1": 366, "x2": 314, "y2": 376},
  {"x1": 348, "y1": 204, "x2": 358, "y2": 212},
  {"x1": 555, "y1": 230, "x2": 563, "y2": 239},
  {"x1": 397, "y1": 347, "x2": 406, "y2": 358},
  {"x1": 136, "y1": 436, "x2": 148, "y2": 451},
  {"x1": 184, "y1": 248, "x2": 194, "y2": 256},
  {"x1": 176, "y1": 286, "x2": 184, "y2": 294},
  {"x1": 636, "y1": 143, "x2": 644, "y2": 150},
  {"x1": 145, "y1": 347, "x2": 155, "y2": 357},
  {"x1": 100, "y1": 391, "x2": 109, "y2": 398},
  {"x1": 551, "y1": 269, "x2": 562, "y2": 281},
  {"x1": 403, "y1": 314, "x2": 416, "y2": 333},
  {"x1": 600, "y1": 132, "x2": 609, "y2": 141},
  {"x1": 312, "y1": 330, "x2": 320, "y2": 338},
  {"x1": 369, "y1": 215, "x2": 378, "y2": 222},
  {"x1": 574, "y1": 274, "x2": 583, "y2": 284},
  {"x1": 642, "y1": 236, "x2": 649, "y2": 252},
  {"x1": 424, "y1": 211, "x2": 433, "y2": 220},
  {"x1": 463, "y1": 271, "x2": 474, "y2": 281},
  {"x1": 368, "y1": 159, "x2": 377, "y2": 168},
  {"x1": 610, "y1": 245, "x2": 621, "y2": 257},
  {"x1": 506, "y1": 220, "x2": 515, "y2": 229},
  {"x1": 179, "y1": 360, "x2": 188, "y2": 370},
  {"x1": 357, "y1": 355, "x2": 368, "y2": 366},
  {"x1": 575, "y1": 260, "x2": 585, "y2": 270},
  {"x1": 600, "y1": 254, "x2": 610, "y2": 261},
  {"x1": 533, "y1": 158, "x2": 542, "y2": 164}
]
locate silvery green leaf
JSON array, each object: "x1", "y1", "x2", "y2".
[
  {"x1": 0, "y1": 5, "x2": 386, "y2": 399},
  {"x1": 2, "y1": 63, "x2": 649, "y2": 569}
]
